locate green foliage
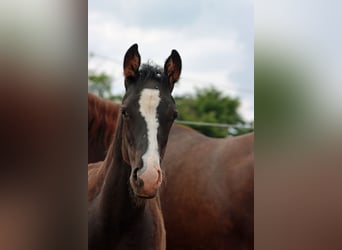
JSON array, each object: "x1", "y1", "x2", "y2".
[
  {"x1": 108, "y1": 94, "x2": 123, "y2": 102},
  {"x1": 88, "y1": 70, "x2": 112, "y2": 98},
  {"x1": 176, "y1": 87, "x2": 253, "y2": 137},
  {"x1": 255, "y1": 47, "x2": 309, "y2": 143}
]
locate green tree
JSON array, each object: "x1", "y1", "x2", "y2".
[
  {"x1": 88, "y1": 70, "x2": 112, "y2": 98},
  {"x1": 175, "y1": 87, "x2": 253, "y2": 137}
]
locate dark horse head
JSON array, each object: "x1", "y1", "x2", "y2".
[{"x1": 120, "y1": 44, "x2": 181, "y2": 198}]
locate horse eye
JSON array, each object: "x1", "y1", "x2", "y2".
[{"x1": 121, "y1": 109, "x2": 129, "y2": 118}]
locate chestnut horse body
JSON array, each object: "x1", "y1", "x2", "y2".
[
  {"x1": 88, "y1": 44, "x2": 182, "y2": 250},
  {"x1": 161, "y1": 124, "x2": 254, "y2": 250}
]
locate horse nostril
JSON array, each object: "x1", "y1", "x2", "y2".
[
  {"x1": 132, "y1": 167, "x2": 144, "y2": 187},
  {"x1": 133, "y1": 167, "x2": 139, "y2": 181}
]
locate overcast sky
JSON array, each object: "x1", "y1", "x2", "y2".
[{"x1": 88, "y1": 0, "x2": 254, "y2": 121}]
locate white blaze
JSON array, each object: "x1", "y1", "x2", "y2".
[{"x1": 138, "y1": 88, "x2": 161, "y2": 175}]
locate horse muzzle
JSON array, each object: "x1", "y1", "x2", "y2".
[{"x1": 131, "y1": 163, "x2": 162, "y2": 198}]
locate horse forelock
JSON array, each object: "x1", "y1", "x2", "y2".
[{"x1": 139, "y1": 63, "x2": 163, "y2": 81}]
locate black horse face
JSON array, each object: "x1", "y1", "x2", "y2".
[{"x1": 120, "y1": 44, "x2": 181, "y2": 198}]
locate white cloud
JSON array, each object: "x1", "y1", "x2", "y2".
[{"x1": 88, "y1": 0, "x2": 254, "y2": 121}]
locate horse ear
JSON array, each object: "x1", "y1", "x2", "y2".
[
  {"x1": 123, "y1": 44, "x2": 141, "y2": 79},
  {"x1": 164, "y1": 50, "x2": 182, "y2": 93}
]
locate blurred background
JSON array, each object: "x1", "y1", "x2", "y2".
[
  {"x1": 88, "y1": 0, "x2": 254, "y2": 137},
  {"x1": 255, "y1": 1, "x2": 342, "y2": 250}
]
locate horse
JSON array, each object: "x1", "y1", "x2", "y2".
[
  {"x1": 160, "y1": 124, "x2": 254, "y2": 250},
  {"x1": 87, "y1": 70, "x2": 253, "y2": 250},
  {"x1": 87, "y1": 95, "x2": 254, "y2": 249},
  {"x1": 88, "y1": 44, "x2": 182, "y2": 250},
  {"x1": 88, "y1": 93, "x2": 120, "y2": 163}
]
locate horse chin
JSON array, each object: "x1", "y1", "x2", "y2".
[
  {"x1": 136, "y1": 193, "x2": 157, "y2": 199},
  {"x1": 132, "y1": 185, "x2": 158, "y2": 199}
]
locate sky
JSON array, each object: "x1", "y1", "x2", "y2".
[{"x1": 88, "y1": 0, "x2": 254, "y2": 121}]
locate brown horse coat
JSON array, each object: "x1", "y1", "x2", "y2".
[
  {"x1": 88, "y1": 93, "x2": 120, "y2": 163},
  {"x1": 161, "y1": 124, "x2": 254, "y2": 250},
  {"x1": 88, "y1": 148, "x2": 166, "y2": 250}
]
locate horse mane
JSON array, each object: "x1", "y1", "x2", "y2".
[{"x1": 88, "y1": 93, "x2": 120, "y2": 150}]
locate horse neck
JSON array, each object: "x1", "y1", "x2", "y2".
[{"x1": 97, "y1": 119, "x2": 147, "y2": 230}]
